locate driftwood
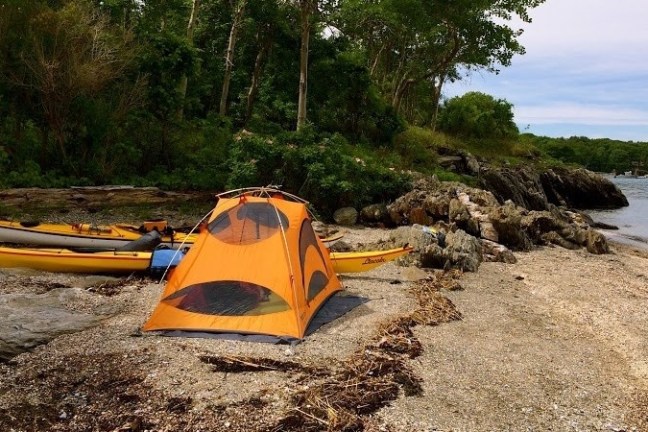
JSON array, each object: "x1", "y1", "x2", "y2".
[{"x1": 0, "y1": 187, "x2": 213, "y2": 209}]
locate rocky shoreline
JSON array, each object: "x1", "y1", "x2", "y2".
[{"x1": 1, "y1": 169, "x2": 647, "y2": 431}]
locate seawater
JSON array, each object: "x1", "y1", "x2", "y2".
[{"x1": 587, "y1": 176, "x2": 648, "y2": 250}]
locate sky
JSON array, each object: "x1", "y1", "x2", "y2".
[{"x1": 444, "y1": 0, "x2": 648, "y2": 142}]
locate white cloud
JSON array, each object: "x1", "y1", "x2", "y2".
[
  {"x1": 515, "y1": 0, "x2": 648, "y2": 55},
  {"x1": 515, "y1": 103, "x2": 648, "y2": 126}
]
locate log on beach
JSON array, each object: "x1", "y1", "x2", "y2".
[{"x1": 0, "y1": 187, "x2": 213, "y2": 209}]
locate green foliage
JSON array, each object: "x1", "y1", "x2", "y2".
[
  {"x1": 138, "y1": 32, "x2": 198, "y2": 119},
  {"x1": 392, "y1": 127, "x2": 439, "y2": 171},
  {"x1": 309, "y1": 49, "x2": 405, "y2": 144},
  {"x1": 335, "y1": 0, "x2": 542, "y2": 125},
  {"x1": 225, "y1": 133, "x2": 286, "y2": 190},
  {"x1": 438, "y1": 92, "x2": 519, "y2": 140},
  {"x1": 283, "y1": 133, "x2": 411, "y2": 217},
  {"x1": 432, "y1": 168, "x2": 477, "y2": 186},
  {"x1": 224, "y1": 130, "x2": 411, "y2": 218},
  {"x1": 0, "y1": 0, "x2": 547, "y2": 212}
]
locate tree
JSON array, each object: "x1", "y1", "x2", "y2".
[
  {"x1": 219, "y1": 0, "x2": 247, "y2": 116},
  {"x1": 296, "y1": 0, "x2": 317, "y2": 130},
  {"x1": 11, "y1": 1, "x2": 137, "y2": 173},
  {"x1": 243, "y1": 0, "x2": 281, "y2": 124},
  {"x1": 177, "y1": 0, "x2": 200, "y2": 119},
  {"x1": 437, "y1": 91, "x2": 519, "y2": 139},
  {"x1": 335, "y1": 0, "x2": 545, "y2": 126}
]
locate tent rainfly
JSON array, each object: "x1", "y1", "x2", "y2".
[{"x1": 143, "y1": 188, "x2": 342, "y2": 340}]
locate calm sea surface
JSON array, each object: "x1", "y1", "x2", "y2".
[{"x1": 587, "y1": 176, "x2": 648, "y2": 250}]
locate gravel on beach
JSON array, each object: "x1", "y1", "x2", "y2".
[{"x1": 0, "y1": 224, "x2": 647, "y2": 431}]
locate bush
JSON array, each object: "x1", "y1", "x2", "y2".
[
  {"x1": 223, "y1": 129, "x2": 411, "y2": 219},
  {"x1": 438, "y1": 92, "x2": 519, "y2": 140},
  {"x1": 282, "y1": 134, "x2": 411, "y2": 218},
  {"x1": 225, "y1": 133, "x2": 287, "y2": 190},
  {"x1": 392, "y1": 127, "x2": 440, "y2": 171}
]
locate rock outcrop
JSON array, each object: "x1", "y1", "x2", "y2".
[
  {"x1": 478, "y1": 166, "x2": 549, "y2": 210},
  {"x1": 540, "y1": 167, "x2": 628, "y2": 209},
  {"x1": 477, "y1": 166, "x2": 628, "y2": 210},
  {"x1": 378, "y1": 176, "x2": 613, "y2": 273}
]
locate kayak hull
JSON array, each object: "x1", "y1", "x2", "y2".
[
  {"x1": 0, "y1": 221, "x2": 196, "y2": 249},
  {"x1": 0, "y1": 245, "x2": 411, "y2": 275},
  {"x1": 0, "y1": 246, "x2": 151, "y2": 273}
]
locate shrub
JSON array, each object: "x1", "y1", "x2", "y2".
[
  {"x1": 225, "y1": 133, "x2": 288, "y2": 190},
  {"x1": 281, "y1": 133, "x2": 411, "y2": 218},
  {"x1": 438, "y1": 92, "x2": 519, "y2": 140},
  {"x1": 224, "y1": 130, "x2": 411, "y2": 219},
  {"x1": 392, "y1": 127, "x2": 440, "y2": 171}
]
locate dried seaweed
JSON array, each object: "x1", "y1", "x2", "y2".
[
  {"x1": 199, "y1": 354, "x2": 326, "y2": 375},
  {"x1": 85, "y1": 277, "x2": 151, "y2": 296},
  {"x1": 166, "y1": 396, "x2": 193, "y2": 413},
  {"x1": 373, "y1": 318, "x2": 423, "y2": 358},
  {"x1": 264, "y1": 269, "x2": 465, "y2": 431},
  {"x1": 267, "y1": 345, "x2": 423, "y2": 431},
  {"x1": 408, "y1": 272, "x2": 463, "y2": 326}
]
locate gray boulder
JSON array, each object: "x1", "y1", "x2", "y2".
[
  {"x1": 0, "y1": 288, "x2": 105, "y2": 361},
  {"x1": 420, "y1": 229, "x2": 482, "y2": 272},
  {"x1": 359, "y1": 203, "x2": 390, "y2": 225},
  {"x1": 442, "y1": 229, "x2": 483, "y2": 272},
  {"x1": 540, "y1": 231, "x2": 581, "y2": 250},
  {"x1": 333, "y1": 207, "x2": 358, "y2": 226},
  {"x1": 378, "y1": 225, "x2": 444, "y2": 267},
  {"x1": 482, "y1": 239, "x2": 517, "y2": 264},
  {"x1": 585, "y1": 229, "x2": 610, "y2": 254},
  {"x1": 489, "y1": 202, "x2": 534, "y2": 251}
]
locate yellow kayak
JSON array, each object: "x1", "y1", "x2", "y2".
[
  {"x1": 0, "y1": 220, "x2": 197, "y2": 249},
  {"x1": 0, "y1": 244, "x2": 412, "y2": 275},
  {"x1": 329, "y1": 246, "x2": 413, "y2": 274},
  {"x1": 0, "y1": 246, "x2": 152, "y2": 274}
]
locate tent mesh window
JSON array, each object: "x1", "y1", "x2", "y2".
[
  {"x1": 163, "y1": 281, "x2": 289, "y2": 316},
  {"x1": 208, "y1": 202, "x2": 289, "y2": 245}
]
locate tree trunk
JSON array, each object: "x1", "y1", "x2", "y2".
[
  {"x1": 388, "y1": 47, "x2": 408, "y2": 103},
  {"x1": 391, "y1": 75, "x2": 415, "y2": 113},
  {"x1": 429, "y1": 75, "x2": 445, "y2": 132},
  {"x1": 245, "y1": 29, "x2": 272, "y2": 125},
  {"x1": 177, "y1": 0, "x2": 200, "y2": 120},
  {"x1": 369, "y1": 43, "x2": 386, "y2": 78},
  {"x1": 219, "y1": 0, "x2": 247, "y2": 116},
  {"x1": 296, "y1": 0, "x2": 313, "y2": 131}
]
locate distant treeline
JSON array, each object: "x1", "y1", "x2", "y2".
[{"x1": 526, "y1": 135, "x2": 648, "y2": 174}]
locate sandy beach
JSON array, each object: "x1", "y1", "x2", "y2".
[{"x1": 0, "y1": 226, "x2": 647, "y2": 431}]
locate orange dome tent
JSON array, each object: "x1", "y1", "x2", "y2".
[{"x1": 143, "y1": 188, "x2": 342, "y2": 340}]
